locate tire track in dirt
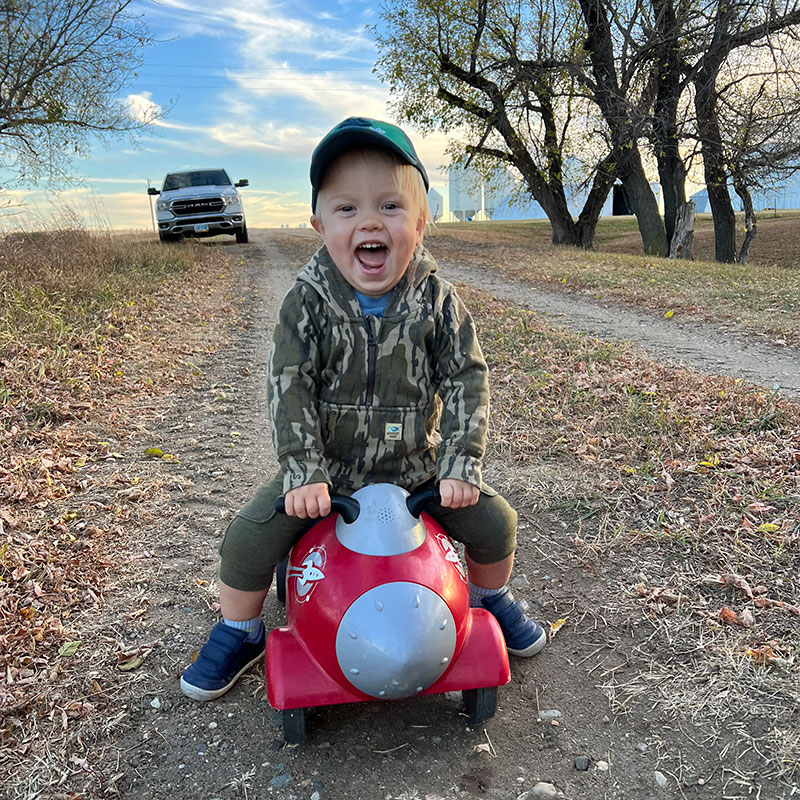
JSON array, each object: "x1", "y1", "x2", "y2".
[{"x1": 438, "y1": 261, "x2": 800, "y2": 399}]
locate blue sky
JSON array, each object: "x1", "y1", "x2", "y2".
[{"x1": 11, "y1": 0, "x2": 453, "y2": 231}]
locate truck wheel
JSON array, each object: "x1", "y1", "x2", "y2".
[
  {"x1": 462, "y1": 686, "x2": 497, "y2": 725},
  {"x1": 235, "y1": 224, "x2": 249, "y2": 244},
  {"x1": 283, "y1": 708, "x2": 307, "y2": 744}
]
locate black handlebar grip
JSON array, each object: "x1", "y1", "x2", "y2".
[
  {"x1": 406, "y1": 484, "x2": 442, "y2": 518},
  {"x1": 274, "y1": 494, "x2": 360, "y2": 524},
  {"x1": 330, "y1": 496, "x2": 360, "y2": 524}
]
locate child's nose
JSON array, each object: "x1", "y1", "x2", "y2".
[{"x1": 358, "y1": 211, "x2": 383, "y2": 230}]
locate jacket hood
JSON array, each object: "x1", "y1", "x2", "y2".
[{"x1": 296, "y1": 244, "x2": 437, "y2": 317}]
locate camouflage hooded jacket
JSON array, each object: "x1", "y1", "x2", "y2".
[{"x1": 268, "y1": 244, "x2": 489, "y2": 494}]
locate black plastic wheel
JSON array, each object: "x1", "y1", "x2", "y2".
[
  {"x1": 282, "y1": 707, "x2": 307, "y2": 744},
  {"x1": 275, "y1": 556, "x2": 288, "y2": 605},
  {"x1": 235, "y1": 224, "x2": 249, "y2": 244},
  {"x1": 462, "y1": 686, "x2": 497, "y2": 724}
]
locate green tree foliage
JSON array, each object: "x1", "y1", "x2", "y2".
[{"x1": 0, "y1": 0, "x2": 158, "y2": 184}]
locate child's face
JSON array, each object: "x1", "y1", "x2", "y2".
[{"x1": 311, "y1": 152, "x2": 425, "y2": 298}]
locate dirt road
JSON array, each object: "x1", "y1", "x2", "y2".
[
  {"x1": 102, "y1": 231, "x2": 796, "y2": 800},
  {"x1": 438, "y1": 261, "x2": 800, "y2": 399}
]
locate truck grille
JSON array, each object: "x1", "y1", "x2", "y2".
[
  {"x1": 173, "y1": 215, "x2": 226, "y2": 226},
  {"x1": 172, "y1": 197, "x2": 224, "y2": 216}
]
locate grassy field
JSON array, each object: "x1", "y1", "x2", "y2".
[
  {"x1": 275, "y1": 229, "x2": 800, "y2": 792},
  {"x1": 0, "y1": 229, "x2": 234, "y2": 795},
  {"x1": 468, "y1": 286, "x2": 800, "y2": 788},
  {"x1": 2, "y1": 224, "x2": 798, "y2": 797},
  {"x1": 426, "y1": 212, "x2": 800, "y2": 344}
]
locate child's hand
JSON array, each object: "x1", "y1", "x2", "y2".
[
  {"x1": 285, "y1": 483, "x2": 331, "y2": 519},
  {"x1": 439, "y1": 478, "x2": 479, "y2": 509}
]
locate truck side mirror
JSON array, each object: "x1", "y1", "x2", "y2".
[
  {"x1": 235, "y1": 179, "x2": 249, "y2": 188},
  {"x1": 147, "y1": 187, "x2": 160, "y2": 196}
]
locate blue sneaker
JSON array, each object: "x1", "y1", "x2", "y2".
[
  {"x1": 180, "y1": 621, "x2": 266, "y2": 701},
  {"x1": 481, "y1": 587, "x2": 547, "y2": 657}
]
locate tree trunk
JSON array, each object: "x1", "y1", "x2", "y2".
[
  {"x1": 513, "y1": 163, "x2": 581, "y2": 246},
  {"x1": 733, "y1": 176, "x2": 757, "y2": 264},
  {"x1": 619, "y1": 149, "x2": 668, "y2": 256},
  {"x1": 650, "y1": 0, "x2": 688, "y2": 249},
  {"x1": 694, "y1": 66, "x2": 737, "y2": 262},
  {"x1": 578, "y1": 0, "x2": 668, "y2": 257},
  {"x1": 669, "y1": 200, "x2": 694, "y2": 259},
  {"x1": 575, "y1": 156, "x2": 616, "y2": 249}
]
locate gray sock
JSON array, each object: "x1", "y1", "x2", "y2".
[
  {"x1": 468, "y1": 582, "x2": 503, "y2": 609},
  {"x1": 222, "y1": 616, "x2": 264, "y2": 642}
]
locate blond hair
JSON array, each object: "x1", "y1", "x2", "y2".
[{"x1": 314, "y1": 147, "x2": 430, "y2": 227}]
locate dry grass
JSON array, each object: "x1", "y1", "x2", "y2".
[
  {"x1": 462, "y1": 289, "x2": 799, "y2": 789},
  {"x1": 0, "y1": 227, "x2": 234, "y2": 798},
  {"x1": 271, "y1": 228, "x2": 799, "y2": 790},
  {"x1": 426, "y1": 213, "x2": 800, "y2": 344}
]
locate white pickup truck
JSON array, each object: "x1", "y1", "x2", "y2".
[{"x1": 148, "y1": 168, "x2": 249, "y2": 243}]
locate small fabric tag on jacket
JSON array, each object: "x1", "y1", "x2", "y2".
[{"x1": 385, "y1": 423, "x2": 403, "y2": 441}]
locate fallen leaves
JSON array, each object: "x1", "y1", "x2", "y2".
[
  {"x1": 116, "y1": 645, "x2": 153, "y2": 672},
  {"x1": 717, "y1": 606, "x2": 755, "y2": 628},
  {"x1": 703, "y1": 572, "x2": 756, "y2": 599},
  {"x1": 745, "y1": 645, "x2": 782, "y2": 666},
  {"x1": 636, "y1": 583, "x2": 686, "y2": 615},
  {"x1": 1, "y1": 231, "x2": 233, "y2": 787},
  {"x1": 57, "y1": 640, "x2": 81, "y2": 658}
]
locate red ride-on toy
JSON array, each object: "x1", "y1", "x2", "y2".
[{"x1": 267, "y1": 483, "x2": 511, "y2": 744}]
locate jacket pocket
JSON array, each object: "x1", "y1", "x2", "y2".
[{"x1": 320, "y1": 402, "x2": 438, "y2": 483}]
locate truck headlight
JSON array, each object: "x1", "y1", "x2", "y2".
[
  {"x1": 222, "y1": 192, "x2": 241, "y2": 208},
  {"x1": 156, "y1": 199, "x2": 171, "y2": 212}
]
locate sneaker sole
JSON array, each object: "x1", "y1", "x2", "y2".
[
  {"x1": 179, "y1": 647, "x2": 265, "y2": 702},
  {"x1": 507, "y1": 630, "x2": 547, "y2": 657}
]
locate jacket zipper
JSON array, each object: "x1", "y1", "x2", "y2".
[{"x1": 364, "y1": 316, "x2": 377, "y2": 406}]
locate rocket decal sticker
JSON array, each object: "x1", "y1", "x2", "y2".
[
  {"x1": 289, "y1": 545, "x2": 327, "y2": 602},
  {"x1": 435, "y1": 534, "x2": 467, "y2": 581}
]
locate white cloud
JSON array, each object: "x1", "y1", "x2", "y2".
[
  {"x1": 125, "y1": 92, "x2": 163, "y2": 124},
  {"x1": 206, "y1": 120, "x2": 316, "y2": 157},
  {"x1": 226, "y1": 65, "x2": 389, "y2": 122}
]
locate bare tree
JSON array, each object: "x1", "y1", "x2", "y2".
[
  {"x1": 0, "y1": 0, "x2": 158, "y2": 184},
  {"x1": 718, "y1": 43, "x2": 800, "y2": 262},
  {"x1": 374, "y1": 0, "x2": 616, "y2": 249},
  {"x1": 576, "y1": 0, "x2": 669, "y2": 256},
  {"x1": 683, "y1": 0, "x2": 800, "y2": 262},
  {"x1": 645, "y1": 0, "x2": 690, "y2": 252}
]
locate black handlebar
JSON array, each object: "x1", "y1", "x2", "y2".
[
  {"x1": 406, "y1": 484, "x2": 442, "y2": 517},
  {"x1": 274, "y1": 495, "x2": 360, "y2": 524},
  {"x1": 275, "y1": 483, "x2": 442, "y2": 524}
]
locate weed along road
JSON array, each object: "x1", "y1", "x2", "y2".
[{"x1": 6, "y1": 227, "x2": 797, "y2": 800}]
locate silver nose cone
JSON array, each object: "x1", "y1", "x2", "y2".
[{"x1": 335, "y1": 582, "x2": 456, "y2": 699}]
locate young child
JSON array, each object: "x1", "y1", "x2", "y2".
[{"x1": 180, "y1": 117, "x2": 546, "y2": 701}]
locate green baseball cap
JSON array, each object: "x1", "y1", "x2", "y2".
[{"x1": 310, "y1": 117, "x2": 430, "y2": 211}]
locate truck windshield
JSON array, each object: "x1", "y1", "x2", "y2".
[{"x1": 163, "y1": 170, "x2": 231, "y2": 191}]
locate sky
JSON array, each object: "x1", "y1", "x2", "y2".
[{"x1": 10, "y1": 0, "x2": 454, "y2": 231}]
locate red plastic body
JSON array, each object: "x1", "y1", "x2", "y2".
[{"x1": 266, "y1": 512, "x2": 510, "y2": 710}]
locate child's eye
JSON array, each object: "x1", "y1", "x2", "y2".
[
  {"x1": 338, "y1": 205, "x2": 355, "y2": 213},
  {"x1": 383, "y1": 202, "x2": 398, "y2": 210}
]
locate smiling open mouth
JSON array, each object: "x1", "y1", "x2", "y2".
[{"x1": 356, "y1": 243, "x2": 388, "y2": 269}]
